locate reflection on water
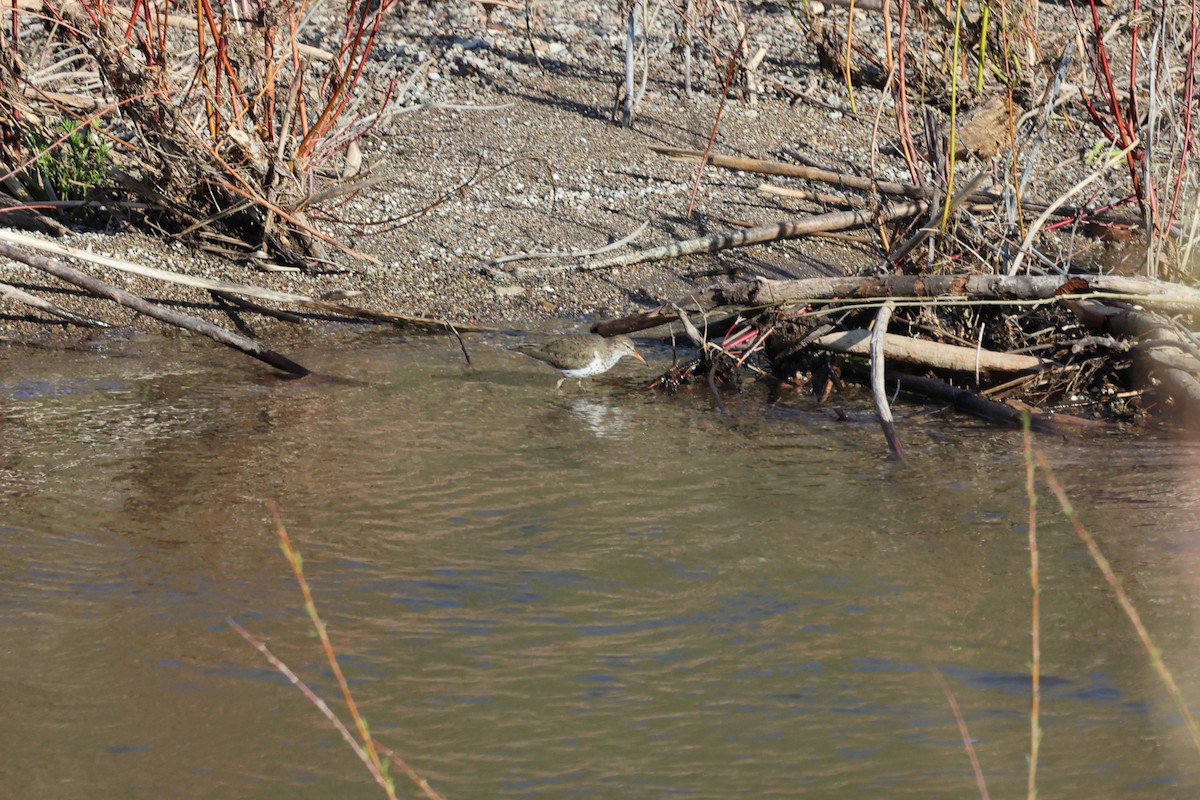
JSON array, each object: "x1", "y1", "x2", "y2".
[
  {"x1": 563, "y1": 397, "x2": 637, "y2": 439},
  {"x1": 1, "y1": 332, "x2": 1200, "y2": 799}
]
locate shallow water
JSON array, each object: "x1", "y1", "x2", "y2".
[{"x1": 2, "y1": 331, "x2": 1200, "y2": 799}]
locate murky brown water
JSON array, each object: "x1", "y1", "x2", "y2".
[{"x1": 3, "y1": 330, "x2": 1200, "y2": 799}]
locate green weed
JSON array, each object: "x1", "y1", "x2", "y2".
[{"x1": 27, "y1": 119, "x2": 111, "y2": 201}]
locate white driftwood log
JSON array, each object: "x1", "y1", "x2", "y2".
[{"x1": 815, "y1": 329, "x2": 1049, "y2": 373}]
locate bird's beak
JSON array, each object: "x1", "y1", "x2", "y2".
[{"x1": 631, "y1": 350, "x2": 647, "y2": 365}]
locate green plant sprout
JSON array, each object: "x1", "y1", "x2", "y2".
[{"x1": 27, "y1": 119, "x2": 112, "y2": 201}]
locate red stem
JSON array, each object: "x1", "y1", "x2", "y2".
[{"x1": 686, "y1": 34, "x2": 744, "y2": 218}]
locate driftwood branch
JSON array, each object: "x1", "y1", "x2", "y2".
[
  {"x1": 0, "y1": 280, "x2": 111, "y2": 327},
  {"x1": 592, "y1": 274, "x2": 1200, "y2": 336},
  {"x1": 652, "y1": 146, "x2": 1159, "y2": 232},
  {"x1": 0, "y1": 241, "x2": 310, "y2": 376},
  {"x1": 752, "y1": 274, "x2": 1200, "y2": 307},
  {"x1": 0, "y1": 228, "x2": 316, "y2": 303},
  {"x1": 1, "y1": 229, "x2": 492, "y2": 333},
  {"x1": 757, "y1": 183, "x2": 866, "y2": 208},
  {"x1": 561, "y1": 201, "x2": 925, "y2": 272},
  {"x1": 655, "y1": 144, "x2": 935, "y2": 200},
  {"x1": 816, "y1": 329, "x2": 1049, "y2": 373},
  {"x1": 487, "y1": 220, "x2": 649, "y2": 275},
  {"x1": 870, "y1": 302, "x2": 906, "y2": 460},
  {"x1": 897, "y1": 372, "x2": 1059, "y2": 430}
]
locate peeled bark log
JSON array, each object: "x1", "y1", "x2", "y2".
[{"x1": 815, "y1": 329, "x2": 1050, "y2": 373}]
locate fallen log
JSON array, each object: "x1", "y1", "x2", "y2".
[
  {"x1": 814, "y1": 329, "x2": 1050, "y2": 373},
  {"x1": 0, "y1": 241, "x2": 311, "y2": 376},
  {"x1": 753, "y1": 274, "x2": 1200, "y2": 307},
  {"x1": 592, "y1": 274, "x2": 1200, "y2": 336},
  {"x1": 1, "y1": 229, "x2": 493, "y2": 333}
]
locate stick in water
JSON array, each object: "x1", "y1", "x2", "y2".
[{"x1": 871, "y1": 301, "x2": 906, "y2": 460}]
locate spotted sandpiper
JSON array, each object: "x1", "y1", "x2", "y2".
[{"x1": 517, "y1": 334, "x2": 647, "y2": 389}]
